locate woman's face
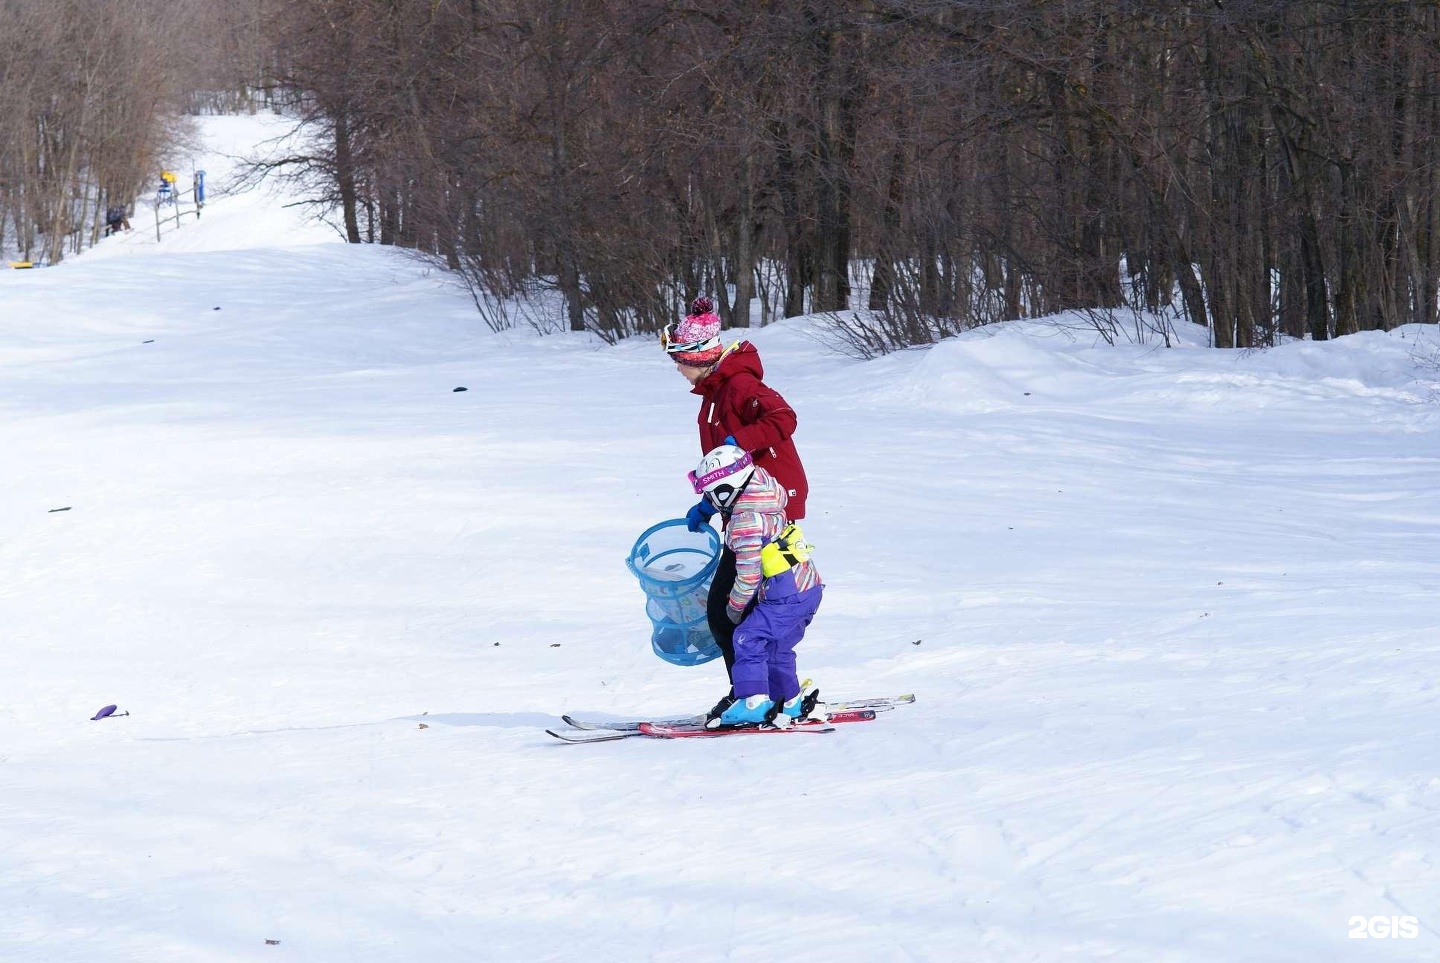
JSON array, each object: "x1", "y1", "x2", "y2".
[{"x1": 675, "y1": 360, "x2": 711, "y2": 385}]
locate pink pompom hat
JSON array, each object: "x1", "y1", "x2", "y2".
[{"x1": 661, "y1": 296, "x2": 724, "y2": 367}]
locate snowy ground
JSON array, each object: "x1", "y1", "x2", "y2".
[{"x1": 2, "y1": 114, "x2": 1439, "y2": 962}]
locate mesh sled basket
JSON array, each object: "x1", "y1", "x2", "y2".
[{"x1": 626, "y1": 518, "x2": 722, "y2": 666}]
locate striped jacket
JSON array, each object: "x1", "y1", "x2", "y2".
[{"x1": 723, "y1": 465, "x2": 822, "y2": 619}]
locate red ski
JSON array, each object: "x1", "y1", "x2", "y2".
[{"x1": 636, "y1": 708, "x2": 876, "y2": 739}]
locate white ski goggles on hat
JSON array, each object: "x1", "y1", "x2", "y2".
[{"x1": 661, "y1": 322, "x2": 720, "y2": 356}]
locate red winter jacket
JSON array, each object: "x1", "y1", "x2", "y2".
[{"x1": 691, "y1": 342, "x2": 809, "y2": 520}]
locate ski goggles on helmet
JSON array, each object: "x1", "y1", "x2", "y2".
[
  {"x1": 661, "y1": 322, "x2": 720, "y2": 357},
  {"x1": 688, "y1": 449, "x2": 754, "y2": 500},
  {"x1": 689, "y1": 450, "x2": 753, "y2": 494}
]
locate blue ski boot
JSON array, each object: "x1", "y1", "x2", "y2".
[
  {"x1": 711, "y1": 694, "x2": 776, "y2": 728},
  {"x1": 779, "y1": 682, "x2": 823, "y2": 723}
]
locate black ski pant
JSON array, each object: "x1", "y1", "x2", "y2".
[{"x1": 707, "y1": 546, "x2": 756, "y2": 693}]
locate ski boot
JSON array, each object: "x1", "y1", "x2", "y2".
[
  {"x1": 779, "y1": 682, "x2": 825, "y2": 723},
  {"x1": 709, "y1": 694, "x2": 776, "y2": 729},
  {"x1": 704, "y1": 690, "x2": 737, "y2": 725}
]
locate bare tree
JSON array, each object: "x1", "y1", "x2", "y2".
[{"x1": 245, "y1": 0, "x2": 1440, "y2": 350}]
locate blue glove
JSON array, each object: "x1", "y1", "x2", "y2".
[{"x1": 685, "y1": 498, "x2": 717, "y2": 532}]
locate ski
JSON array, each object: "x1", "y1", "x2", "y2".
[
  {"x1": 638, "y1": 722, "x2": 835, "y2": 738},
  {"x1": 547, "y1": 709, "x2": 876, "y2": 744},
  {"x1": 560, "y1": 712, "x2": 702, "y2": 733},
  {"x1": 561, "y1": 692, "x2": 914, "y2": 733},
  {"x1": 826, "y1": 692, "x2": 916, "y2": 711},
  {"x1": 545, "y1": 727, "x2": 634, "y2": 744}
]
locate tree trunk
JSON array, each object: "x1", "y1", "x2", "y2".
[
  {"x1": 731, "y1": 154, "x2": 756, "y2": 327},
  {"x1": 869, "y1": 136, "x2": 905, "y2": 312},
  {"x1": 811, "y1": 7, "x2": 863, "y2": 313},
  {"x1": 334, "y1": 110, "x2": 362, "y2": 243}
]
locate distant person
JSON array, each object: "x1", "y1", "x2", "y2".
[
  {"x1": 687, "y1": 444, "x2": 823, "y2": 728},
  {"x1": 104, "y1": 205, "x2": 130, "y2": 236},
  {"x1": 661, "y1": 296, "x2": 811, "y2": 723}
]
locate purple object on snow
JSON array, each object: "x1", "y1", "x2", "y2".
[{"x1": 91, "y1": 705, "x2": 118, "y2": 720}]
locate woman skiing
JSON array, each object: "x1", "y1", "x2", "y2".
[{"x1": 662, "y1": 297, "x2": 811, "y2": 721}]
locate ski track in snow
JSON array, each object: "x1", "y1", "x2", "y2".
[{"x1": 2, "y1": 113, "x2": 1440, "y2": 962}]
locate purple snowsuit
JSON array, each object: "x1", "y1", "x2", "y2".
[
  {"x1": 721, "y1": 466, "x2": 823, "y2": 704},
  {"x1": 731, "y1": 569, "x2": 823, "y2": 703}
]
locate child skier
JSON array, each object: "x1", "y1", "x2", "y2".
[{"x1": 688, "y1": 444, "x2": 823, "y2": 728}]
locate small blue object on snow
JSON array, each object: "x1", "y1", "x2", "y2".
[
  {"x1": 626, "y1": 518, "x2": 722, "y2": 666},
  {"x1": 91, "y1": 705, "x2": 119, "y2": 720}
]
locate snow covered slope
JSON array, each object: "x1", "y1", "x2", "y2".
[{"x1": 2, "y1": 114, "x2": 1439, "y2": 962}]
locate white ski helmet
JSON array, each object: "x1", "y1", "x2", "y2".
[{"x1": 689, "y1": 444, "x2": 755, "y2": 511}]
